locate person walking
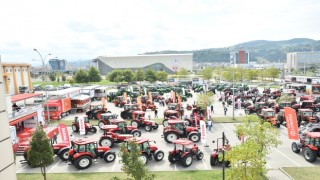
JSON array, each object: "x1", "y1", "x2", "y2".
[
  {"x1": 211, "y1": 104, "x2": 214, "y2": 114},
  {"x1": 155, "y1": 108, "x2": 158, "y2": 118},
  {"x1": 222, "y1": 101, "x2": 226, "y2": 107},
  {"x1": 224, "y1": 106, "x2": 228, "y2": 116},
  {"x1": 207, "y1": 119, "x2": 212, "y2": 131},
  {"x1": 52, "y1": 132, "x2": 58, "y2": 144}
]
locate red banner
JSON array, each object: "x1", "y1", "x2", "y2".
[
  {"x1": 137, "y1": 96, "x2": 142, "y2": 110},
  {"x1": 123, "y1": 92, "x2": 127, "y2": 102},
  {"x1": 148, "y1": 92, "x2": 152, "y2": 102},
  {"x1": 178, "y1": 96, "x2": 181, "y2": 104},
  {"x1": 172, "y1": 91, "x2": 176, "y2": 103},
  {"x1": 284, "y1": 107, "x2": 299, "y2": 140},
  {"x1": 58, "y1": 124, "x2": 70, "y2": 144},
  {"x1": 101, "y1": 97, "x2": 106, "y2": 106}
]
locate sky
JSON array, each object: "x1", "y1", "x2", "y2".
[{"x1": 1, "y1": 0, "x2": 320, "y2": 66}]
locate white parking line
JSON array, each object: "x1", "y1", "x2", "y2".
[
  {"x1": 47, "y1": 160, "x2": 61, "y2": 173},
  {"x1": 202, "y1": 159, "x2": 209, "y2": 170},
  {"x1": 266, "y1": 163, "x2": 272, "y2": 169},
  {"x1": 174, "y1": 164, "x2": 177, "y2": 171},
  {"x1": 112, "y1": 162, "x2": 116, "y2": 172},
  {"x1": 16, "y1": 164, "x2": 28, "y2": 173},
  {"x1": 221, "y1": 124, "x2": 233, "y2": 134},
  {"x1": 273, "y1": 148, "x2": 301, "y2": 167}
]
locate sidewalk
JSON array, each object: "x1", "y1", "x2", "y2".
[{"x1": 267, "y1": 169, "x2": 293, "y2": 180}]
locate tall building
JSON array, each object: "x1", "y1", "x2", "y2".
[
  {"x1": 0, "y1": 60, "x2": 17, "y2": 179},
  {"x1": 48, "y1": 58, "x2": 67, "y2": 71},
  {"x1": 93, "y1": 54, "x2": 193, "y2": 75},
  {"x1": 287, "y1": 52, "x2": 320, "y2": 70},
  {"x1": 230, "y1": 49, "x2": 250, "y2": 65}
]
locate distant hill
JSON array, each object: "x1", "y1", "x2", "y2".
[{"x1": 142, "y1": 38, "x2": 320, "y2": 63}]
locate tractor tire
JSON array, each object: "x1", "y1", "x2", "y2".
[
  {"x1": 152, "y1": 123, "x2": 159, "y2": 129},
  {"x1": 145, "y1": 125, "x2": 152, "y2": 132},
  {"x1": 103, "y1": 151, "x2": 116, "y2": 163},
  {"x1": 99, "y1": 137, "x2": 114, "y2": 148},
  {"x1": 98, "y1": 121, "x2": 106, "y2": 130},
  {"x1": 197, "y1": 152, "x2": 204, "y2": 160},
  {"x1": 271, "y1": 96, "x2": 274, "y2": 99},
  {"x1": 58, "y1": 115, "x2": 62, "y2": 120},
  {"x1": 140, "y1": 153, "x2": 148, "y2": 165},
  {"x1": 131, "y1": 120, "x2": 140, "y2": 128},
  {"x1": 59, "y1": 148, "x2": 70, "y2": 161},
  {"x1": 85, "y1": 129, "x2": 88, "y2": 135},
  {"x1": 181, "y1": 154, "x2": 193, "y2": 167},
  {"x1": 154, "y1": 150, "x2": 164, "y2": 161},
  {"x1": 74, "y1": 155, "x2": 92, "y2": 170},
  {"x1": 96, "y1": 112, "x2": 102, "y2": 120},
  {"x1": 164, "y1": 132, "x2": 178, "y2": 143},
  {"x1": 91, "y1": 127, "x2": 97, "y2": 133},
  {"x1": 168, "y1": 153, "x2": 178, "y2": 164},
  {"x1": 276, "y1": 123, "x2": 280, "y2": 128},
  {"x1": 245, "y1": 110, "x2": 250, "y2": 115},
  {"x1": 72, "y1": 124, "x2": 79, "y2": 132},
  {"x1": 188, "y1": 133, "x2": 200, "y2": 142},
  {"x1": 107, "y1": 96, "x2": 111, "y2": 102},
  {"x1": 120, "y1": 112, "x2": 126, "y2": 119},
  {"x1": 162, "y1": 120, "x2": 169, "y2": 127},
  {"x1": 303, "y1": 147, "x2": 317, "y2": 162},
  {"x1": 131, "y1": 130, "x2": 141, "y2": 137},
  {"x1": 210, "y1": 156, "x2": 218, "y2": 166},
  {"x1": 184, "y1": 120, "x2": 191, "y2": 126}
]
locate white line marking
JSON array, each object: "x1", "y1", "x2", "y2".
[
  {"x1": 266, "y1": 163, "x2": 272, "y2": 169},
  {"x1": 112, "y1": 162, "x2": 116, "y2": 172},
  {"x1": 274, "y1": 148, "x2": 301, "y2": 167},
  {"x1": 47, "y1": 160, "x2": 61, "y2": 173},
  {"x1": 174, "y1": 164, "x2": 177, "y2": 171},
  {"x1": 221, "y1": 123, "x2": 233, "y2": 134},
  {"x1": 16, "y1": 164, "x2": 28, "y2": 173},
  {"x1": 202, "y1": 159, "x2": 209, "y2": 170}
]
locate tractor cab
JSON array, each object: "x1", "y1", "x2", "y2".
[
  {"x1": 297, "y1": 109, "x2": 314, "y2": 125},
  {"x1": 259, "y1": 108, "x2": 280, "y2": 128},
  {"x1": 279, "y1": 101, "x2": 293, "y2": 109},
  {"x1": 303, "y1": 132, "x2": 320, "y2": 148},
  {"x1": 164, "y1": 110, "x2": 180, "y2": 119},
  {"x1": 89, "y1": 102, "x2": 105, "y2": 111},
  {"x1": 255, "y1": 102, "x2": 266, "y2": 109},
  {"x1": 292, "y1": 132, "x2": 320, "y2": 162},
  {"x1": 72, "y1": 115, "x2": 97, "y2": 134},
  {"x1": 132, "y1": 111, "x2": 145, "y2": 119},
  {"x1": 124, "y1": 103, "x2": 140, "y2": 111},
  {"x1": 101, "y1": 113, "x2": 118, "y2": 121},
  {"x1": 86, "y1": 102, "x2": 109, "y2": 119},
  {"x1": 168, "y1": 103, "x2": 179, "y2": 110}
]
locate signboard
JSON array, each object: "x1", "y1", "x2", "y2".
[
  {"x1": 200, "y1": 120, "x2": 207, "y2": 144},
  {"x1": 296, "y1": 77, "x2": 307, "y2": 83},
  {"x1": 79, "y1": 117, "x2": 86, "y2": 135},
  {"x1": 285, "y1": 77, "x2": 292, "y2": 82},
  {"x1": 24, "y1": 116, "x2": 38, "y2": 128},
  {"x1": 168, "y1": 78, "x2": 175, "y2": 83},
  {"x1": 312, "y1": 79, "x2": 320, "y2": 84},
  {"x1": 58, "y1": 124, "x2": 70, "y2": 144},
  {"x1": 206, "y1": 106, "x2": 211, "y2": 120},
  {"x1": 284, "y1": 107, "x2": 299, "y2": 140},
  {"x1": 192, "y1": 78, "x2": 199, "y2": 82}
]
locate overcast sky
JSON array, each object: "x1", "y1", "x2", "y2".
[{"x1": 1, "y1": 0, "x2": 319, "y2": 65}]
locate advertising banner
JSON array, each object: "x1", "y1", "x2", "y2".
[
  {"x1": 137, "y1": 96, "x2": 142, "y2": 110},
  {"x1": 101, "y1": 97, "x2": 106, "y2": 106},
  {"x1": 58, "y1": 124, "x2": 70, "y2": 144},
  {"x1": 178, "y1": 96, "x2": 181, "y2": 104},
  {"x1": 79, "y1": 117, "x2": 86, "y2": 135},
  {"x1": 206, "y1": 106, "x2": 211, "y2": 119},
  {"x1": 123, "y1": 92, "x2": 127, "y2": 102},
  {"x1": 200, "y1": 120, "x2": 207, "y2": 144},
  {"x1": 284, "y1": 107, "x2": 299, "y2": 140},
  {"x1": 172, "y1": 91, "x2": 176, "y2": 103}
]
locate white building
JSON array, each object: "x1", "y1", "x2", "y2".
[
  {"x1": 93, "y1": 54, "x2": 193, "y2": 75},
  {"x1": 287, "y1": 52, "x2": 320, "y2": 70},
  {"x1": 0, "y1": 60, "x2": 17, "y2": 179}
]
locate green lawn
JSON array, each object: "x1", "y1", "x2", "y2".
[
  {"x1": 213, "y1": 117, "x2": 242, "y2": 123},
  {"x1": 282, "y1": 167, "x2": 320, "y2": 180},
  {"x1": 17, "y1": 170, "x2": 222, "y2": 180}
]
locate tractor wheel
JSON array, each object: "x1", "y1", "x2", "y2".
[
  {"x1": 188, "y1": 133, "x2": 200, "y2": 142},
  {"x1": 140, "y1": 153, "x2": 148, "y2": 165},
  {"x1": 58, "y1": 115, "x2": 62, "y2": 120},
  {"x1": 85, "y1": 129, "x2": 88, "y2": 135},
  {"x1": 303, "y1": 147, "x2": 317, "y2": 162},
  {"x1": 131, "y1": 120, "x2": 140, "y2": 128},
  {"x1": 145, "y1": 125, "x2": 152, "y2": 132},
  {"x1": 162, "y1": 120, "x2": 169, "y2": 127},
  {"x1": 74, "y1": 155, "x2": 92, "y2": 170},
  {"x1": 152, "y1": 123, "x2": 159, "y2": 129},
  {"x1": 99, "y1": 137, "x2": 114, "y2": 148},
  {"x1": 98, "y1": 121, "x2": 106, "y2": 130},
  {"x1": 120, "y1": 112, "x2": 126, "y2": 119},
  {"x1": 245, "y1": 110, "x2": 250, "y2": 115},
  {"x1": 91, "y1": 127, "x2": 97, "y2": 133},
  {"x1": 88, "y1": 114, "x2": 93, "y2": 119},
  {"x1": 184, "y1": 120, "x2": 191, "y2": 126},
  {"x1": 131, "y1": 130, "x2": 141, "y2": 137},
  {"x1": 181, "y1": 154, "x2": 193, "y2": 167},
  {"x1": 72, "y1": 124, "x2": 79, "y2": 132},
  {"x1": 164, "y1": 132, "x2": 178, "y2": 143},
  {"x1": 197, "y1": 152, "x2": 204, "y2": 160},
  {"x1": 107, "y1": 96, "x2": 111, "y2": 102},
  {"x1": 251, "y1": 97, "x2": 255, "y2": 100},
  {"x1": 210, "y1": 156, "x2": 218, "y2": 166},
  {"x1": 154, "y1": 150, "x2": 164, "y2": 161},
  {"x1": 276, "y1": 123, "x2": 280, "y2": 128},
  {"x1": 59, "y1": 148, "x2": 70, "y2": 161},
  {"x1": 168, "y1": 153, "x2": 178, "y2": 163},
  {"x1": 271, "y1": 96, "x2": 274, "y2": 99},
  {"x1": 96, "y1": 112, "x2": 102, "y2": 120},
  {"x1": 103, "y1": 152, "x2": 116, "y2": 163}
]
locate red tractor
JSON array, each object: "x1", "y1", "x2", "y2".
[
  {"x1": 168, "y1": 139, "x2": 204, "y2": 167},
  {"x1": 141, "y1": 100, "x2": 157, "y2": 111},
  {"x1": 85, "y1": 102, "x2": 110, "y2": 120},
  {"x1": 68, "y1": 138, "x2": 116, "y2": 170},
  {"x1": 120, "y1": 103, "x2": 141, "y2": 119},
  {"x1": 163, "y1": 120, "x2": 200, "y2": 143},
  {"x1": 270, "y1": 90, "x2": 282, "y2": 99},
  {"x1": 245, "y1": 102, "x2": 267, "y2": 115},
  {"x1": 130, "y1": 111, "x2": 159, "y2": 131},
  {"x1": 100, "y1": 119, "x2": 142, "y2": 136},
  {"x1": 258, "y1": 108, "x2": 280, "y2": 128},
  {"x1": 210, "y1": 138, "x2": 231, "y2": 167},
  {"x1": 297, "y1": 109, "x2": 317, "y2": 126},
  {"x1": 114, "y1": 96, "x2": 126, "y2": 107},
  {"x1": 292, "y1": 132, "x2": 320, "y2": 162},
  {"x1": 71, "y1": 115, "x2": 97, "y2": 134},
  {"x1": 124, "y1": 137, "x2": 164, "y2": 164},
  {"x1": 163, "y1": 110, "x2": 180, "y2": 126},
  {"x1": 97, "y1": 113, "x2": 118, "y2": 130}
]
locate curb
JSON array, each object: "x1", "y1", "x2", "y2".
[{"x1": 279, "y1": 167, "x2": 294, "y2": 180}]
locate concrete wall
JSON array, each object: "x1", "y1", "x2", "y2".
[{"x1": 2, "y1": 63, "x2": 31, "y2": 95}]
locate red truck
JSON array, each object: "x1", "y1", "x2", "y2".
[{"x1": 43, "y1": 97, "x2": 72, "y2": 120}]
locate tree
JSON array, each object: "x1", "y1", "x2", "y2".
[
  {"x1": 87, "y1": 66, "x2": 102, "y2": 83},
  {"x1": 62, "y1": 74, "x2": 66, "y2": 82},
  {"x1": 226, "y1": 115, "x2": 281, "y2": 179},
  {"x1": 196, "y1": 91, "x2": 214, "y2": 110},
  {"x1": 258, "y1": 69, "x2": 267, "y2": 81},
  {"x1": 122, "y1": 69, "x2": 134, "y2": 83},
  {"x1": 75, "y1": 69, "x2": 88, "y2": 83},
  {"x1": 221, "y1": 68, "x2": 233, "y2": 82},
  {"x1": 27, "y1": 126, "x2": 54, "y2": 180},
  {"x1": 107, "y1": 69, "x2": 123, "y2": 83},
  {"x1": 119, "y1": 140, "x2": 155, "y2": 180},
  {"x1": 245, "y1": 69, "x2": 258, "y2": 82},
  {"x1": 213, "y1": 66, "x2": 224, "y2": 82},
  {"x1": 145, "y1": 68, "x2": 157, "y2": 83},
  {"x1": 201, "y1": 67, "x2": 213, "y2": 80},
  {"x1": 134, "y1": 68, "x2": 145, "y2": 83},
  {"x1": 266, "y1": 67, "x2": 280, "y2": 81},
  {"x1": 156, "y1": 71, "x2": 168, "y2": 82},
  {"x1": 176, "y1": 68, "x2": 189, "y2": 76},
  {"x1": 49, "y1": 72, "x2": 56, "y2": 82}
]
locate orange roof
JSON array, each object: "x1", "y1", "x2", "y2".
[{"x1": 11, "y1": 93, "x2": 43, "y2": 103}]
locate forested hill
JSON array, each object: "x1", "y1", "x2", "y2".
[{"x1": 142, "y1": 38, "x2": 320, "y2": 63}]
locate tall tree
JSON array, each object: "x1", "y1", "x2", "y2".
[
  {"x1": 49, "y1": 72, "x2": 56, "y2": 82},
  {"x1": 75, "y1": 69, "x2": 89, "y2": 83},
  {"x1": 258, "y1": 69, "x2": 267, "y2": 81},
  {"x1": 226, "y1": 115, "x2": 281, "y2": 179},
  {"x1": 245, "y1": 69, "x2": 258, "y2": 82},
  {"x1": 62, "y1": 74, "x2": 66, "y2": 82},
  {"x1": 119, "y1": 140, "x2": 155, "y2": 180},
  {"x1": 134, "y1": 68, "x2": 145, "y2": 83},
  {"x1": 196, "y1": 91, "x2": 214, "y2": 110},
  {"x1": 87, "y1": 66, "x2": 102, "y2": 82},
  {"x1": 156, "y1": 71, "x2": 168, "y2": 82},
  {"x1": 176, "y1": 68, "x2": 189, "y2": 76},
  {"x1": 107, "y1": 70, "x2": 123, "y2": 83},
  {"x1": 201, "y1": 67, "x2": 213, "y2": 80},
  {"x1": 27, "y1": 127, "x2": 54, "y2": 180},
  {"x1": 266, "y1": 67, "x2": 280, "y2": 81},
  {"x1": 145, "y1": 68, "x2": 157, "y2": 83},
  {"x1": 122, "y1": 69, "x2": 134, "y2": 83}
]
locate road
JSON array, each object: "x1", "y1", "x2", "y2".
[{"x1": 15, "y1": 90, "x2": 320, "y2": 175}]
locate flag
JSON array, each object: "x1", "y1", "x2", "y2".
[
  {"x1": 172, "y1": 91, "x2": 176, "y2": 102},
  {"x1": 284, "y1": 107, "x2": 299, "y2": 140},
  {"x1": 123, "y1": 92, "x2": 127, "y2": 102},
  {"x1": 79, "y1": 117, "x2": 86, "y2": 135},
  {"x1": 200, "y1": 120, "x2": 207, "y2": 144},
  {"x1": 137, "y1": 96, "x2": 142, "y2": 110},
  {"x1": 58, "y1": 124, "x2": 70, "y2": 144}
]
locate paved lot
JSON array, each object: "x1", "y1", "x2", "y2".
[{"x1": 15, "y1": 90, "x2": 320, "y2": 176}]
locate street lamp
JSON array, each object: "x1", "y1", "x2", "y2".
[{"x1": 33, "y1": 48, "x2": 51, "y2": 67}]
